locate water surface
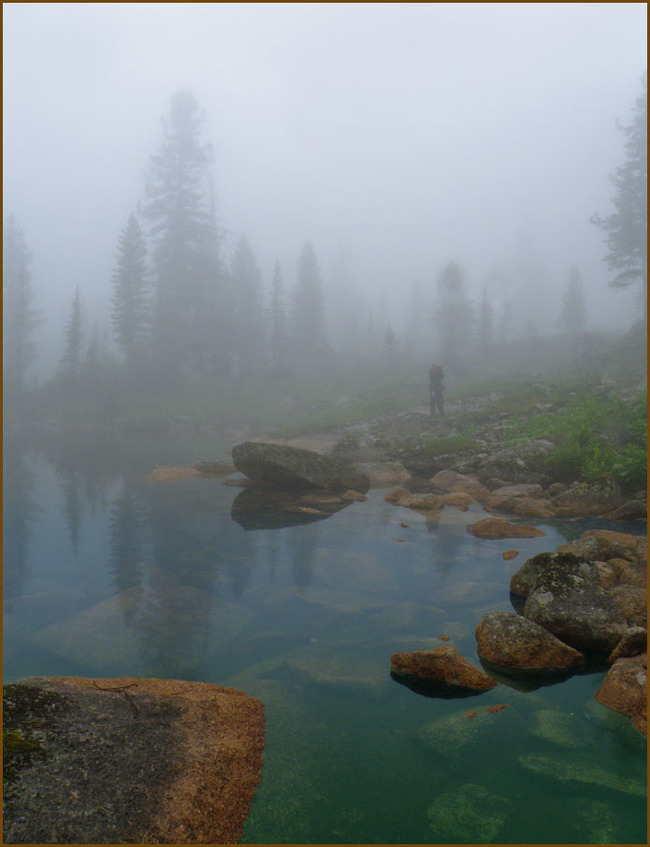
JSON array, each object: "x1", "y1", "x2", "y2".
[{"x1": 3, "y1": 431, "x2": 647, "y2": 844}]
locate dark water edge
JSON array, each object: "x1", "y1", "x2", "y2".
[{"x1": 2, "y1": 431, "x2": 647, "y2": 845}]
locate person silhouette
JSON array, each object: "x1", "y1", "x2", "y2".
[{"x1": 429, "y1": 363, "x2": 445, "y2": 418}]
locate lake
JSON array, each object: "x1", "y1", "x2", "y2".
[{"x1": 3, "y1": 429, "x2": 647, "y2": 844}]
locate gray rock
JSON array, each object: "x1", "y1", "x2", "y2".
[
  {"x1": 476, "y1": 440, "x2": 555, "y2": 485},
  {"x1": 231, "y1": 441, "x2": 370, "y2": 492},
  {"x1": 523, "y1": 555, "x2": 628, "y2": 653}
]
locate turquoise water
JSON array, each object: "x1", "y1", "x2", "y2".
[{"x1": 3, "y1": 432, "x2": 647, "y2": 844}]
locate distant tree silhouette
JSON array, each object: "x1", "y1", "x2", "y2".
[
  {"x1": 110, "y1": 213, "x2": 150, "y2": 374},
  {"x1": 291, "y1": 241, "x2": 329, "y2": 370},
  {"x1": 476, "y1": 287, "x2": 495, "y2": 358},
  {"x1": 229, "y1": 235, "x2": 264, "y2": 376},
  {"x1": 592, "y1": 75, "x2": 647, "y2": 320},
  {"x1": 3, "y1": 216, "x2": 42, "y2": 403},
  {"x1": 559, "y1": 265, "x2": 588, "y2": 333},
  {"x1": 144, "y1": 91, "x2": 221, "y2": 381},
  {"x1": 268, "y1": 260, "x2": 289, "y2": 376},
  {"x1": 430, "y1": 261, "x2": 474, "y2": 375},
  {"x1": 59, "y1": 286, "x2": 84, "y2": 392}
]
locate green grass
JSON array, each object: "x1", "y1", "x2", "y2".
[{"x1": 505, "y1": 390, "x2": 647, "y2": 492}]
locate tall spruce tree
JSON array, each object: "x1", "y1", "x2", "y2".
[
  {"x1": 430, "y1": 261, "x2": 474, "y2": 374},
  {"x1": 476, "y1": 287, "x2": 495, "y2": 358},
  {"x1": 559, "y1": 265, "x2": 588, "y2": 333},
  {"x1": 268, "y1": 260, "x2": 289, "y2": 376},
  {"x1": 59, "y1": 286, "x2": 84, "y2": 391},
  {"x1": 144, "y1": 91, "x2": 220, "y2": 380},
  {"x1": 229, "y1": 235, "x2": 263, "y2": 376},
  {"x1": 3, "y1": 216, "x2": 42, "y2": 400},
  {"x1": 291, "y1": 240, "x2": 329, "y2": 370},
  {"x1": 591, "y1": 76, "x2": 647, "y2": 320},
  {"x1": 110, "y1": 213, "x2": 150, "y2": 373}
]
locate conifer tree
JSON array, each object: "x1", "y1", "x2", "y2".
[
  {"x1": 592, "y1": 76, "x2": 647, "y2": 320},
  {"x1": 268, "y1": 260, "x2": 289, "y2": 376},
  {"x1": 59, "y1": 286, "x2": 84, "y2": 390},
  {"x1": 229, "y1": 235, "x2": 263, "y2": 376},
  {"x1": 559, "y1": 265, "x2": 588, "y2": 333},
  {"x1": 291, "y1": 240, "x2": 329, "y2": 370},
  {"x1": 110, "y1": 213, "x2": 150, "y2": 372},
  {"x1": 476, "y1": 287, "x2": 494, "y2": 358},
  {"x1": 3, "y1": 216, "x2": 42, "y2": 399},
  {"x1": 144, "y1": 91, "x2": 220, "y2": 379},
  {"x1": 430, "y1": 261, "x2": 474, "y2": 374}
]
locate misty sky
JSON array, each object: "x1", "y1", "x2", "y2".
[{"x1": 3, "y1": 3, "x2": 647, "y2": 371}]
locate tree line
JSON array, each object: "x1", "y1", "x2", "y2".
[{"x1": 3, "y1": 77, "x2": 646, "y2": 416}]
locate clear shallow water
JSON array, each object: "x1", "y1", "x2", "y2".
[{"x1": 3, "y1": 432, "x2": 647, "y2": 844}]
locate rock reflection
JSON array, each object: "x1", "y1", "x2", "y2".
[{"x1": 231, "y1": 486, "x2": 351, "y2": 530}]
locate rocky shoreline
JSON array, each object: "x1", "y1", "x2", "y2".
[{"x1": 224, "y1": 428, "x2": 646, "y2": 736}]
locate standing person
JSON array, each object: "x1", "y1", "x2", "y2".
[{"x1": 429, "y1": 363, "x2": 445, "y2": 418}]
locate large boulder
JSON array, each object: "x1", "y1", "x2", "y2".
[
  {"x1": 521, "y1": 554, "x2": 629, "y2": 653},
  {"x1": 430, "y1": 470, "x2": 490, "y2": 502},
  {"x1": 551, "y1": 482, "x2": 625, "y2": 517},
  {"x1": 232, "y1": 441, "x2": 370, "y2": 492},
  {"x1": 3, "y1": 676, "x2": 265, "y2": 844},
  {"x1": 475, "y1": 611, "x2": 585, "y2": 678},
  {"x1": 390, "y1": 645, "x2": 497, "y2": 697},
  {"x1": 475, "y1": 440, "x2": 555, "y2": 485},
  {"x1": 594, "y1": 653, "x2": 647, "y2": 735}
]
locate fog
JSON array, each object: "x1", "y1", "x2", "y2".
[{"x1": 3, "y1": 3, "x2": 647, "y2": 377}]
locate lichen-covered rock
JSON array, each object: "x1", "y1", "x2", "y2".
[
  {"x1": 523, "y1": 556, "x2": 629, "y2": 653},
  {"x1": 595, "y1": 653, "x2": 647, "y2": 735},
  {"x1": 551, "y1": 482, "x2": 625, "y2": 517},
  {"x1": 608, "y1": 628, "x2": 647, "y2": 663},
  {"x1": 510, "y1": 552, "x2": 584, "y2": 597},
  {"x1": 585, "y1": 529, "x2": 646, "y2": 562},
  {"x1": 390, "y1": 645, "x2": 497, "y2": 697},
  {"x1": 475, "y1": 611, "x2": 585, "y2": 677},
  {"x1": 232, "y1": 441, "x2": 370, "y2": 492},
  {"x1": 2, "y1": 676, "x2": 265, "y2": 844},
  {"x1": 608, "y1": 585, "x2": 647, "y2": 628},
  {"x1": 467, "y1": 517, "x2": 545, "y2": 539},
  {"x1": 475, "y1": 440, "x2": 555, "y2": 485}
]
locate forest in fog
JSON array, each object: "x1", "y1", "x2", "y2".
[{"x1": 2, "y1": 6, "x2": 647, "y2": 426}]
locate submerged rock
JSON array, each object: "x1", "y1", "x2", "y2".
[
  {"x1": 519, "y1": 752, "x2": 646, "y2": 796},
  {"x1": 419, "y1": 703, "x2": 519, "y2": 762},
  {"x1": 390, "y1": 645, "x2": 497, "y2": 697},
  {"x1": 475, "y1": 611, "x2": 585, "y2": 678},
  {"x1": 3, "y1": 676, "x2": 265, "y2": 844},
  {"x1": 426, "y1": 783, "x2": 512, "y2": 842},
  {"x1": 529, "y1": 709, "x2": 586, "y2": 748},
  {"x1": 232, "y1": 441, "x2": 370, "y2": 492}
]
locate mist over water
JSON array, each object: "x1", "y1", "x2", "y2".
[{"x1": 2, "y1": 3, "x2": 647, "y2": 381}]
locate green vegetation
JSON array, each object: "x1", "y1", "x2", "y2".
[{"x1": 505, "y1": 390, "x2": 647, "y2": 492}]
